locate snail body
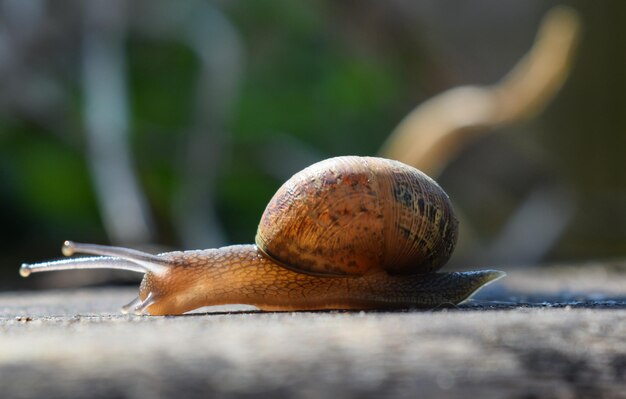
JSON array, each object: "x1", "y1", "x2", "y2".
[{"x1": 20, "y1": 156, "x2": 504, "y2": 315}]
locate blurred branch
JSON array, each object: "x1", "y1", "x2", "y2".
[
  {"x1": 0, "y1": 1, "x2": 73, "y2": 144},
  {"x1": 135, "y1": 0, "x2": 244, "y2": 248},
  {"x1": 379, "y1": 6, "x2": 581, "y2": 178},
  {"x1": 82, "y1": 0, "x2": 154, "y2": 244},
  {"x1": 179, "y1": 3, "x2": 243, "y2": 249}
]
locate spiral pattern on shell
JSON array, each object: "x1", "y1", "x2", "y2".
[{"x1": 255, "y1": 156, "x2": 458, "y2": 276}]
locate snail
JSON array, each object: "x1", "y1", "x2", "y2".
[{"x1": 20, "y1": 156, "x2": 504, "y2": 315}]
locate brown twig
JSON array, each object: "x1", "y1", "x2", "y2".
[{"x1": 379, "y1": 6, "x2": 581, "y2": 178}]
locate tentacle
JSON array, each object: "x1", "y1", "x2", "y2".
[
  {"x1": 133, "y1": 292, "x2": 156, "y2": 315},
  {"x1": 120, "y1": 297, "x2": 142, "y2": 314},
  {"x1": 19, "y1": 241, "x2": 171, "y2": 278},
  {"x1": 62, "y1": 241, "x2": 169, "y2": 274},
  {"x1": 20, "y1": 257, "x2": 148, "y2": 277}
]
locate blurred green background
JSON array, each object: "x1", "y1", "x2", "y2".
[{"x1": 1, "y1": 0, "x2": 625, "y2": 289}]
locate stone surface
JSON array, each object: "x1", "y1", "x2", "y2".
[{"x1": 0, "y1": 264, "x2": 625, "y2": 399}]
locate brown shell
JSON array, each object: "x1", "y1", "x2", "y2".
[{"x1": 255, "y1": 156, "x2": 458, "y2": 276}]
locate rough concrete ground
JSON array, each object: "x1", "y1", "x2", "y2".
[{"x1": 0, "y1": 263, "x2": 625, "y2": 399}]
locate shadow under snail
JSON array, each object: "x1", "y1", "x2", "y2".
[{"x1": 20, "y1": 156, "x2": 504, "y2": 315}]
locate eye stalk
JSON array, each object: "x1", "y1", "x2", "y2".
[{"x1": 20, "y1": 241, "x2": 170, "y2": 278}]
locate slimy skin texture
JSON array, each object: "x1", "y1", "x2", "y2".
[{"x1": 139, "y1": 245, "x2": 503, "y2": 316}]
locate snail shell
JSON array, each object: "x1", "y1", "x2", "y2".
[{"x1": 256, "y1": 156, "x2": 458, "y2": 276}]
